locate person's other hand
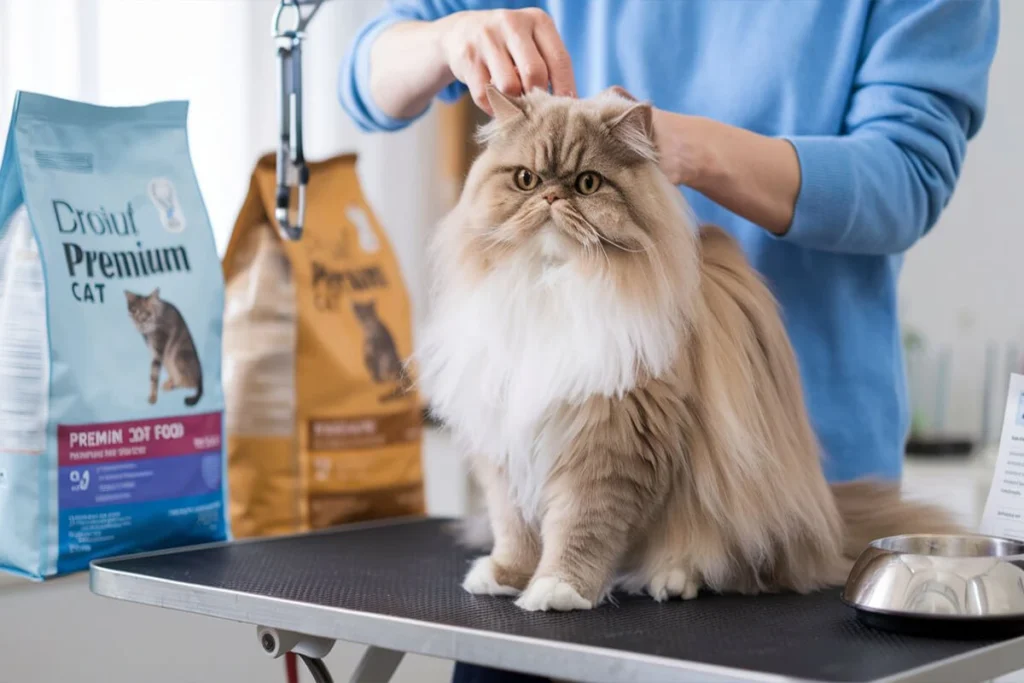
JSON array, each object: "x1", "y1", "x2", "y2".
[
  {"x1": 651, "y1": 108, "x2": 714, "y2": 188},
  {"x1": 438, "y1": 8, "x2": 576, "y2": 115}
]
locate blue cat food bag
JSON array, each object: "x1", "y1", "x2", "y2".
[{"x1": 0, "y1": 91, "x2": 229, "y2": 579}]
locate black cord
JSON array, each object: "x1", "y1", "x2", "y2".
[{"x1": 298, "y1": 655, "x2": 334, "y2": 683}]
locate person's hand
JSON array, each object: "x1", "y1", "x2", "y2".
[
  {"x1": 651, "y1": 108, "x2": 715, "y2": 188},
  {"x1": 437, "y1": 9, "x2": 577, "y2": 114},
  {"x1": 608, "y1": 85, "x2": 798, "y2": 234}
]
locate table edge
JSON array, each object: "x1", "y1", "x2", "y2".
[
  {"x1": 86, "y1": 518, "x2": 1024, "y2": 683},
  {"x1": 89, "y1": 562, "x2": 800, "y2": 683}
]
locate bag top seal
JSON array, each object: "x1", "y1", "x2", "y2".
[{"x1": 13, "y1": 90, "x2": 188, "y2": 128}]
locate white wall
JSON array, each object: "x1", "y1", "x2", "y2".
[{"x1": 899, "y1": 0, "x2": 1024, "y2": 443}]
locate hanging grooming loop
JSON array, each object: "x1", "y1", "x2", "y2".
[{"x1": 272, "y1": 0, "x2": 324, "y2": 240}]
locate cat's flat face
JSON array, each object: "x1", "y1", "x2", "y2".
[
  {"x1": 457, "y1": 88, "x2": 667, "y2": 271},
  {"x1": 125, "y1": 289, "x2": 161, "y2": 333}
]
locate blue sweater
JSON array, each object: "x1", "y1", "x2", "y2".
[{"x1": 340, "y1": 0, "x2": 999, "y2": 482}]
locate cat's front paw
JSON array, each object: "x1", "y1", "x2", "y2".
[
  {"x1": 515, "y1": 576, "x2": 593, "y2": 612},
  {"x1": 147, "y1": 393, "x2": 157, "y2": 404},
  {"x1": 645, "y1": 567, "x2": 700, "y2": 602},
  {"x1": 462, "y1": 556, "x2": 522, "y2": 597}
]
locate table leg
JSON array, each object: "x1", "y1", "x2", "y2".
[
  {"x1": 349, "y1": 646, "x2": 405, "y2": 683},
  {"x1": 299, "y1": 655, "x2": 335, "y2": 683}
]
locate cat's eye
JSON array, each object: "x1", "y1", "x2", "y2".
[
  {"x1": 574, "y1": 172, "x2": 602, "y2": 195},
  {"x1": 514, "y1": 168, "x2": 539, "y2": 191}
]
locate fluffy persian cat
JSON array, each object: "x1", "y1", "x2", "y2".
[{"x1": 416, "y1": 86, "x2": 958, "y2": 612}]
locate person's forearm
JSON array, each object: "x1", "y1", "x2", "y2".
[
  {"x1": 654, "y1": 110, "x2": 800, "y2": 236},
  {"x1": 369, "y1": 19, "x2": 455, "y2": 121}
]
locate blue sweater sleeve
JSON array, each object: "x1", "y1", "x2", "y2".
[
  {"x1": 782, "y1": 0, "x2": 999, "y2": 255},
  {"x1": 340, "y1": 0, "x2": 531, "y2": 133}
]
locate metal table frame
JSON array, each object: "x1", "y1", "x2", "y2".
[{"x1": 89, "y1": 519, "x2": 1024, "y2": 683}]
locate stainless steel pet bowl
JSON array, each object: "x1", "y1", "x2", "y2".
[{"x1": 842, "y1": 534, "x2": 1024, "y2": 638}]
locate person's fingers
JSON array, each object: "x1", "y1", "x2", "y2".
[
  {"x1": 527, "y1": 10, "x2": 576, "y2": 96},
  {"x1": 465, "y1": 60, "x2": 494, "y2": 115},
  {"x1": 480, "y1": 27, "x2": 522, "y2": 97},
  {"x1": 506, "y1": 33, "x2": 549, "y2": 95}
]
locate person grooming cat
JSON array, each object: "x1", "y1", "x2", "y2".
[
  {"x1": 416, "y1": 86, "x2": 960, "y2": 612},
  {"x1": 341, "y1": 3, "x2": 997, "y2": 680},
  {"x1": 125, "y1": 288, "x2": 203, "y2": 407}
]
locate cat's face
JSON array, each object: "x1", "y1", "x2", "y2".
[
  {"x1": 125, "y1": 288, "x2": 162, "y2": 333},
  {"x1": 352, "y1": 300, "x2": 376, "y2": 324},
  {"x1": 453, "y1": 87, "x2": 677, "y2": 275}
]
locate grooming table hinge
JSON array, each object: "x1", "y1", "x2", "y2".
[
  {"x1": 256, "y1": 626, "x2": 405, "y2": 683},
  {"x1": 257, "y1": 625, "x2": 335, "y2": 659}
]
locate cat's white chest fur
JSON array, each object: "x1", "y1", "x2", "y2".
[{"x1": 417, "y1": 250, "x2": 679, "y2": 524}]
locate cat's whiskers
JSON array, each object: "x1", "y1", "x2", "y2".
[
  {"x1": 477, "y1": 228, "x2": 523, "y2": 260},
  {"x1": 584, "y1": 217, "x2": 654, "y2": 256},
  {"x1": 596, "y1": 231, "x2": 651, "y2": 255},
  {"x1": 579, "y1": 239, "x2": 608, "y2": 272},
  {"x1": 561, "y1": 207, "x2": 655, "y2": 257}
]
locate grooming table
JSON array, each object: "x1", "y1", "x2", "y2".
[{"x1": 89, "y1": 517, "x2": 1024, "y2": 683}]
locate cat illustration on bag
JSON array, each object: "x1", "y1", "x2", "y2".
[
  {"x1": 352, "y1": 299, "x2": 411, "y2": 401},
  {"x1": 125, "y1": 288, "x2": 203, "y2": 407}
]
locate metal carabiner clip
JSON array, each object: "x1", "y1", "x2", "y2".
[{"x1": 272, "y1": 0, "x2": 323, "y2": 240}]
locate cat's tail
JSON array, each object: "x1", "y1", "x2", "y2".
[
  {"x1": 831, "y1": 479, "x2": 964, "y2": 560},
  {"x1": 185, "y1": 374, "x2": 203, "y2": 407}
]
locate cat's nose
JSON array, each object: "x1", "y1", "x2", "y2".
[{"x1": 544, "y1": 192, "x2": 562, "y2": 205}]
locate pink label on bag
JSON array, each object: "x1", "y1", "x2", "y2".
[{"x1": 58, "y1": 412, "x2": 221, "y2": 466}]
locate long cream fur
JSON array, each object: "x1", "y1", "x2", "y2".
[{"x1": 417, "y1": 87, "x2": 960, "y2": 611}]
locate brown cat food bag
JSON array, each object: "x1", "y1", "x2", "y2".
[{"x1": 222, "y1": 152, "x2": 423, "y2": 538}]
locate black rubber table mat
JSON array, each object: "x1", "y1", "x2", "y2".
[{"x1": 94, "y1": 518, "x2": 1005, "y2": 682}]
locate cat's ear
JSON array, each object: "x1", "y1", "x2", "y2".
[
  {"x1": 605, "y1": 102, "x2": 657, "y2": 163},
  {"x1": 485, "y1": 86, "x2": 526, "y2": 122},
  {"x1": 124, "y1": 290, "x2": 136, "y2": 303},
  {"x1": 148, "y1": 288, "x2": 160, "y2": 300}
]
